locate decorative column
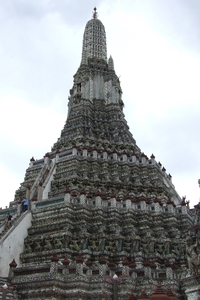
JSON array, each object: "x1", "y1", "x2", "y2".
[
  {"x1": 131, "y1": 154, "x2": 137, "y2": 163},
  {"x1": 143, "y1": 260, "x2": 151, "y2": 278},
  {"x1": 29, "y1": 157, "x2": 35, "y2": 167},
  {"x1": 103, "y1": 151, "x2": 108, "y2": 160},
  {"x1": 99, "y1": 257, "x2": 107, "y2": 276},
  {"x1": 9, "y1": 258, "x2": 17, "y2": 278},
  {"x1": 135, "y1": 253, "x2": 143, "y2": 269},
  {"x1": 64, "y1": 188, "x2": 71, "y2": 203},
  {"x1": 113, "y1": 152, "x2": 118, "y2": 161},
  {"x1": 1, "y1": 285, "x2": 7, "y2": 300},
  {"x1": 25, "y1": 184, "x2": 31, "y2": 200},
  {"x1": 122, "y1": 257, "x2": 129, "y2": 275},
  {"x1": 50, "y1": 254, "x2": 59, "y2": 275},
  {"x1": 72, "y1": 147, "x2": 77, "y2": 156},
  {"x1": 129, "y1": 261, "x2": 136, "y2": 279},
  {"x1": 80, "y1": 190, "x2": 86, "y2": 205},
  {"x1": 150, "y1": 154, "x2": 155, "y2": 164},
  {"x1": 62, "y1": 256, "x2": 70, "y2": 276},
  {"x1": 82, "y1": 147, "x2": 88, "y2": 157},
  {"x1": 0, "y1": 284, "x2": 17, "y2": 300},
  {"x1": 93, "y1": 149, "x2": 97, "y2": 158},
  {"x1": 44, "y1": 153, "x2": 50, "y2": 165},
  {"x1": 1, "y1": 261, "x2": 18, "y2": 300},
  {"x1": 166, "y1": 200, "x2": 175, "y2": 213},
  {"x1": 85, "y1": 258, "x2": 93, "y2": 276},
  {"x1": 76, "y1": 255, "x2": 84, "y2": 276},
  {"x1": 141, "y1": 154, "x2": 147, "y2": 164},
  {"x1": 125, "y1": 195, "x2": 132, "y2": 209},
  {"x1": 110, "y1": 193, "x2": 116, "y2": 208},
  {"x1": 113, "y1": 274, "x2": 118, "y2": 300},
  {"x1": 139, "y1": 197, "x2": 147, "y2": 210},
  {"x1": 154, "y1": 200, "x2": 161, "y2": 212},
  {"x1": 122, "y1": 152, "x2": 127, "y2": 162},
  {"x1": 95, "y1": 191, "x2": 102, "y2": 206},
  {"x1": 181, "y1": 202, "x2": 187, "y2": 214}
]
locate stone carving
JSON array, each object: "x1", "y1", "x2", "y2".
[
  {"x1": 24, "y1": 239, "x2": 34, "y2": 253},
  {"x1": 186, "y1": 235, "x2": 200, "y2": 275},
  {"x1": 132, "y1": 235, "x2": 141, "y2": 253},
  {"x1": 70, "y1": 238, "x2": 80, "y2": 251},
  {"x1": 99, "y1": 236, "x2": 106, "y2": 251},
  {"x1": 105, "y1": 239, "x2": 114, "y2": 252},
  {"x1": 141, "y1": 236, "x2": 149, "y2": 255},
  {"x1": 164, "y1": 239, "x2": 170, "y2": 255},
  {"x1": 155, "y1": 238, "x2": 164, "y2": 255},
  {"x1": 34, "y1": 239, "x2": 42, "y2": 252},
  {"x1": 43, "y1": 236, "x2": 53, "y2": 251},
  {"x1": 115, "y1": 235, "x2": 123, "y2": 252},
  {"x1": 54, "y1": 235, "x2": 63, "y2": 249},
  {"x1": 80, "y1": 233, "x2": 89, "y2": 250},
  {"x1": 62, "y1": 234, "x2": 70, "y2": 248},
  {"x1": 171, "y1": 241, "x2": 180, "y2": 256},
  {"x1": 123, "y1": 237, "x2": 132, "y2": 253},
  {"x1": 149, "y1": 237, "x2": 156, "y2": 253}
]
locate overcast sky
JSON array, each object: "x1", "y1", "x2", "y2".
[{"x1": 0, "y1": 0, "x2": 200, "y2": 209}]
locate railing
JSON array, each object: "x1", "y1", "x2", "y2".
[
  {"x1": 35, "y1": 198, "x2": 64, "y2": 208},
  {"x1": 0, "y1": 207, "x2": 18, "y2": 234}
]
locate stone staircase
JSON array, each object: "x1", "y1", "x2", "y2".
[
  {"x1": 0, "y1": 207, "x2": 19, "y2": 241},
  {"x1": 0, "y1": 210, "x2": 32, "y2": 278},
  {"x1": 0, "y1": 209, "x2": 28, "y2": 243}
]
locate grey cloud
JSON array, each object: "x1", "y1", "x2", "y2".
[
  {"x1": 144, "y1": 0, "x2": 200, "y2": 53},
  {"x1": 133, "y1": 105, "x2": 200, "y2": 175},
  {"x1": 0, "y1": 0, "x2": 105, "y2": 25}
]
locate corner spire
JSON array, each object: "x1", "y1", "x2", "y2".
[{"x1": 108, "y1": 55, "x2": 114, "y2": 70}]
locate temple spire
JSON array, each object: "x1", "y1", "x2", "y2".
[{"x1": 81, "y1": 10, "x2": 107, "y2": 65}]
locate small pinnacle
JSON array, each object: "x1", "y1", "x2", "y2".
[{"x1": 93, "y1": 7, "x2": 98, "y2": 19}]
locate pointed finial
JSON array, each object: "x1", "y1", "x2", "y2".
[
  {"x1": 93, "y1": 7, "x2": 98, "y2": 19},
  {"x1": 108, "y1": 55, "x2": 114, "y2": 70}
]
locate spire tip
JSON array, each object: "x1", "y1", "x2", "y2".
[{"x1": 93, "y1": 7, "x2": 98, "y2": 19}]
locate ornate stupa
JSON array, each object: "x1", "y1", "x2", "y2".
[{"x1": 0, "y1": 8, "x2": 199, "y2": 300}]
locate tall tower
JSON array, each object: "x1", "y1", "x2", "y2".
[{"x1": 0, "y1": 9, "x2": 194, "y2": 299}]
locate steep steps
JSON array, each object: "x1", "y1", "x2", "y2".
[
  {"x1": 0, "y1": 210, "x2": 29, "y2": 244},
  {"x1": 0, "y1": 211, "x2": 32, "y2": 277}
]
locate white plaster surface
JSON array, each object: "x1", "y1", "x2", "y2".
[{"x1": 0, "y1": 211, "x2": 32, "y2": 277}]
